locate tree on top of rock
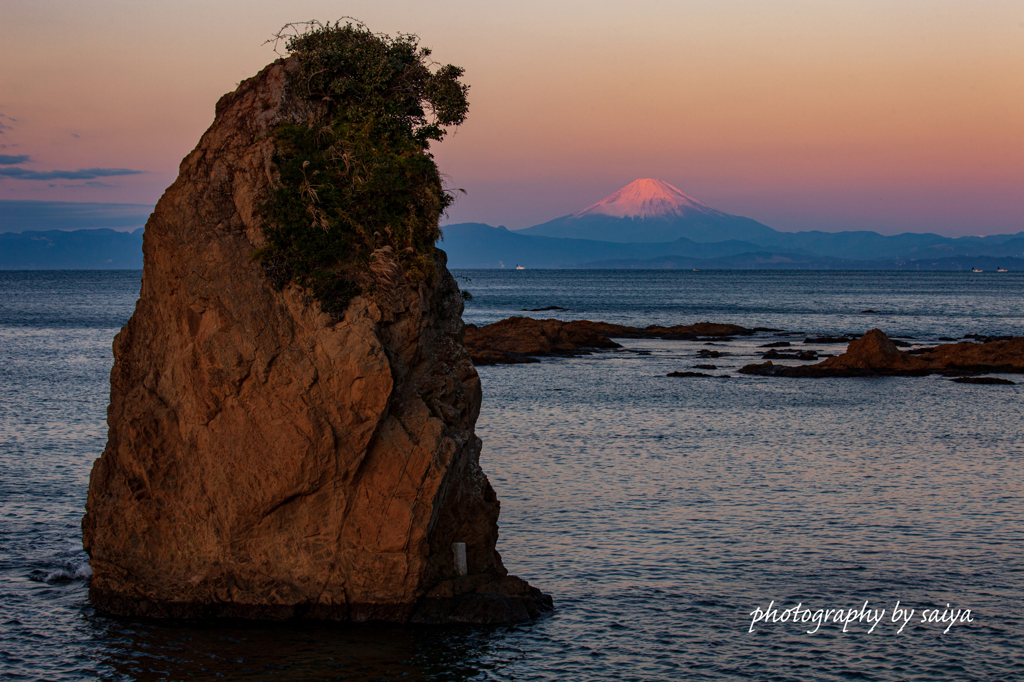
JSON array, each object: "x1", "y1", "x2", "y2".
[{"x1": 258, "y1": 20, "x2": 469, "y2": 318}]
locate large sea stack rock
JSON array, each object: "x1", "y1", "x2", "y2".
[{"x1": 82, "y1": 58, "x2": 550, "y2": 623}]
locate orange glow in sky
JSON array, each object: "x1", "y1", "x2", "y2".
[{"x1": 1, "y1": 1, "x2": 1022, "y2": 236}]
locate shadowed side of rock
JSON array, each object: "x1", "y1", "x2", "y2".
[{"x1": 81, "y1": 59, "x2": 550, "y2": 624}]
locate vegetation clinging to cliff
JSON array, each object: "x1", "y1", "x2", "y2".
[{"x1": 257, "y1": 21, "x2": 469, "y2": 316}]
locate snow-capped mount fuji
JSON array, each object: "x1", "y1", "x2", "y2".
[
  {"x1": 572, "y1": 178, "x2": 726, "y2": 220},
  {"x1": 519, "y1": 178, "x2": 779, "y2": 244}
]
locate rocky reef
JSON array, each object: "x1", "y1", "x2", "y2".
[
  {"x1": 740, "y1": 329, "x2": 1024, "y2": 378},
  {"x1": 465, "y1": 317, "x2": 752, "y2": 365},
  {"x1": 82, "y1": 47, "x2": 550, "y2": 623},
  {"x1": 919, "y1": 336, "x2": 1024, "y2": 373},
  {"x1": 464, "y1": 317, "x2": 621, "y2": 365}
]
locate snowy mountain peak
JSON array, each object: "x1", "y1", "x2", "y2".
[{"x1": 573, "y1": 179, "x2": 725, "y2": 220}]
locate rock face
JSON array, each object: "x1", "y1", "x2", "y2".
[{"x1": 82, "y1": 59, "x2": 550, "y2": 623}]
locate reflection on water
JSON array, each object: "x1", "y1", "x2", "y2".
[
  {"x1": 2, "y1": 270, "x2": 1023, "y2": 681},
  {"x1": 476, "y1": 342, "x2": 1024, "y2": 680},
  {"x1": 89, "y1": 616, "x2": 505, "y2": 681}
]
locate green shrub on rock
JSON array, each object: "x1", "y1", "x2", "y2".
[{"x1": 258, "y1": 21, "x2": 469, "y2": 317}]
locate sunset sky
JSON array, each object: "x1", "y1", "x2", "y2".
[{"x1": 1, "y1": 1, "x2": 1022, "y2": 236}]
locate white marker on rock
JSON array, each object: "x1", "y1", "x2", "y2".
[{"x1": 452, "y1": 542, "x2": 468, "y2": 576}]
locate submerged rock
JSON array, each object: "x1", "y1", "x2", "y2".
[
  {"x1": 803, "y1": 335, "x2": 854, "y2": 344},
  {"x1": 761, "y1": 349, "x2": 818, "y2": 361},
  {"x1": 951, "y1": 377, "x2": 1016, "y2": 385},
  {"x1": 82, "y1": 57, "x2": 549, "y2": 623}
]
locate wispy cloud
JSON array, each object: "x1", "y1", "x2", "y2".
[
  {"x1": 0, "y1": 154, "x2": 30, "y2": 165},
  {"x1": 0, "y1": 113, "x2": 16, "y2": 134},
  {"x1": 55, "y1": 181, "x2": 118, "y2": 188},
  {"x1": 0, "y1": 167, "x2": 144, "y2": 181}
]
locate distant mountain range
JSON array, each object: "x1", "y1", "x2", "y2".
[
  {"x1": 0, "y1": 228, "x2": 143, "y2": 269},
  {"x1": 0, "y1": 200, "x2": 153, "y2": 233},
  {"x1": 1, "y1": 181, "x2": 1021, "y2": 270},
  {"x1": 442, "y1": 179, "x2": 1024, "y2": 270}
]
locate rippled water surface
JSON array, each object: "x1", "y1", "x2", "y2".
[{"x1": 2, "y1": 269, "x2": 1023, "y2": 681}]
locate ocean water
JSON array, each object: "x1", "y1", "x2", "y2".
[{"x1": 1, "y1": 268, "x2": 1022, "y2": 681}]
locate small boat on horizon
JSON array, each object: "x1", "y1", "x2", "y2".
[
  {"x1": 997, "y1": 267, "x2": 1009, "y2": 272},
  {"x1": 972, "y1": 267, "x2": 983, "y2": 273},
  {"x1": 515, "y1": 264, "x2": 525, "y2": 270}
]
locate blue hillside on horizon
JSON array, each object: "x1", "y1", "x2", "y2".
[
  {"x1": 2, "y1": 223, "x2": 1023, "y2": 271},
  {"x1": 1, "y1": 197, "x2": 1021, "y2": 270},
  {"x1": 440, "y1": 222, "x2": 1024, "y2": 270},
  {"x1": 0, "y1": 228, "x2": 145, "y2": 269},
  {"x1": 0, "y1": 200, "x2": 154, "y2": 234}
]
